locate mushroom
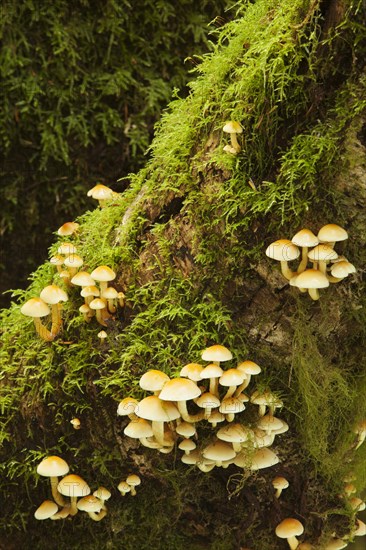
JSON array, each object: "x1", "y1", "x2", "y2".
[
  {"x1": 176, "y1": 422, "x2": 197, "y2": 439},
  {"x1": 222, "y1": 121, "x2": 243, "y2": 153},
  {"x1": 324, "y1": 539, "x2": 348, "y2": 549},
  {"x1": 235, "y1": 360, "x2": 261, "y2": 394},
  {"x1": 20, "y1": 297, "x2": 54, "y2": 341},
  {"x1": 39, "y1": 284, "x2": 68, "y2": 337},
  {"x1": 250, "y1": 390, "x2": 283, "y2": 417},
  {"x1": 139, "y1": 370, "x2": 170, "y2": 396},
  {"x1": 57, "y1": 221, "x2": 79, "y2": 236},
  {"x1": 135, "y1": 395, "x2": 180, "y2": 446},
  {"x1": 50, "y1": 255, "x2": 64, "y2": 274},
  {"x1": 307, "y1": 244, "x2": 338, "y2": 275},
  {"x1": 291, "y1": 228, "x2": 319, "y2": 273},
  {"x1": 117, "y1": 397, "x2": 139, "y2": 420},
  {"x1": 349, "y1": 497, "x2": 366, "y2": 511},
  {"x1": 202, "y1": 439, "x2": 236, "y2": 467},
  {"x1": 70, "y1": 418, "x2": 81, "y2": 429},
  {"x1": 178, "y1": 438, "x2": 197, "y2": 455},
  {"x1": 80, "y1": 285, "x2": 100, "y2": 306},
  {"x1": 63, "y1": 254, "x2": 84, "y2": 278},
  {"x1": 219, "y1": 368, "x2": 246, "y2": 399},
  {"x1": 34, "y1": 500, "x2": 59, "y2": 520},
  {"x1": 87, "y1": 183, "x2": 118, "y2": 207},
  {"x1": 89, "y1": 297, "x2": 109, "y2": 326},
  {"x1": 275, "y1": 518, "x2": 304, "y2": 550},
  {"x1": 330, "y1": 260, "x2": 356, "y2": 281},
  {"x1": 265, "y1": 239, "x2": 300, "y2": 280},
  {"x1": 200, "y1": 363, "x2": 223, "y2": 397},
  {"x1": 97, "y1": 330, "x2": 108, "y2": 343},
  {"x1": 317, "y1": 223, "x2": 348, "y2": 248},
  {"x1": 195, "y1": 392, "x2": 221, "y2": 419},
  {"x1": 117, "y1": 481, "x2": 131, "y2": 496},
  {"x1": 101, "y1": 287, "x2": 118, "y2": 313},
  {"x1": 353, "y1": 419, "x2": 366, "y2": 449},
  {"x1": 71, "y1": 271, "x2": 96, "y2": 291},
  {"x1": 90, "y1": 265, "x2": 116, "y2": 294},
  {"x1": 79, "y1": 303, "x2": 93, "y2": 322},
  {"x1": 217, "y1": 423, "x2": 254, "y2": 453},
  {"x1": 223, "y1": 144, "x2": 238, "y2": 155},
  {"x1": 249, "y1": 447, "x2": 280, "y2": 470},
  {"x1": 272, "y1": 476, "x2": 289, "y2": 498},
  {"x1": 57, "y1": 242, "x2": 77, "y2": 256},
  {"x1": 57, "y1": 474, "x2": 91, "y2": 516},
  {"x1": 93, "y1": 487, "x2": 111, "y2": 510},
  {"x1": 124, "y1": 417, "x2": 160, "y2": 449},
  {"x1": 77, "y1": 495, "x2": 106, "y2": 521},
  {"x1": 159, "y1": 378, "x2": 202, "y2": 423},
  {"x1": 290, "y1": 268, "x2": 329, "y2": 300},
  {"x1": 126, "y1": 474, "x2": 141, "y2": 496},
  {"x1": 201, "y1": 344, "x2": 233, "y2": 366},
  {"x1": 36, "y1": 456, "x2": 70, "y2": 507},
  {"x1": 180, "y1": 363, "x2": 204, "y2": 382},
  {"x1": 219, "y1": 396, "x2": 245, "y2": 422}
]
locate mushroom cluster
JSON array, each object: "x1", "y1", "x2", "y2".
[
  {"x1": 266, "y1": 224, "x2": 356, "y2": 300},
  {"x1": 35, "y1": 455, "x2": 110, "y2": 522},
  {"x1": 118, "y1": 344, "x2": 288, "y2": 474},
  {"x1": 21, "y1": 285, "x2": 68, "y2": 341},
  {"x1": 117, "y1": 474, "x2": 141, "y2": 497}
]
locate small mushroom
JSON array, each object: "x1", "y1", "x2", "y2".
[
  {"x1": 291, "y1": 228, "x2": 319, "y2": 273},
  {"x1": 126, "y1": 474, "x2": 141, "y2": 496},
  {"x1": 57, "y1": 474, "x2": 91, "y2": 516},
  {"x1": 21, "y1": 298, "x2": 53, "y2": 342},
  {"x1": 89, "y1": 298, "x2": 109, "y2": 327},
  {"x1": 290, "y1": 268, "x2": 329, "y2": 301},
  {"x1": 118, "y1": 481, "x2": 131, "y2": 496},
  {"x1": 275, "y1": 518, "x2": 304, "y2": 550},
  {"x1": 70, "y1": 418, "x2": 81, "y2": 430},
  {"x1": 39, "y1": 284, "x2": 68, "y2": 337},
  {"x1": 317, "y1": 223, "x2": 348, "y2": 248},
  {"x1": 159, "y1": 378, "x2": 202, "y2": 423},
  {"x1": 87, "y1": 183, "x2": 118, "y2": 207},
  {"x1": 90, "y1": 266, "x2": 116, "y2": 294},
  {"x1": 37, "y1": 456, "x2": 70, "y2": 507},
  {"x1": 272, "y1": 476, "x2": 289, "y2": 498},
  {"x1": 353, "y1": 419, "x2": 366, "y2": 449},
  {"x1": 77, "y1": 495, "x2": 106, "y2": 521},
  {"x1": 265, "y1": 239, "x2": 300, "y2": 280},
  {"x1": 223, "y1": 121, "x2": 243, "y2": 153},
  {"x1": 34, "y1": 500, "x2": 59, "y2": 521},
  {"x1": 57, "y1": 221, "x2": 79, "y2": 236}
]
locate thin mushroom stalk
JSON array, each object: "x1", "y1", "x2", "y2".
[
  {"x1": 50, "y1": 477, "x2": 67, "y2": 507},
  {"x1": 50, "y1": 304, "x2": 63, "y2": 337},
  {"x1": 34, "y1": 318, "x2": 55, "y2": 342},
  {"x1": 87, "y1": 509, "x2": 107, "y2": 522}
]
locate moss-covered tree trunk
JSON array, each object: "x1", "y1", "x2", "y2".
[{"x1": 1, "y1": 1, "x2": 366, "y2": 549}]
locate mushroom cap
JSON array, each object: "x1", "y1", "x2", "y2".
[
  {"x1": 89, "y1": 298, "x2": 107, "y2": 310},
  {"x1": 71, "y1": 271, "x2": 96, "y2": 287},
  {"x1": 126, "y1": 474, "x2": 141, "y2": 487},
  {"x1": 219, "y1": 397, "x2": 245, "y2": 415},
  {"x1": 57, "y1": 242, "x2": 77, "y2": 255},
  {"x1": 325, "y1": 539, "x2": 348, "y2": 550},
  {"x1": 200, "y1": 363, "x2": 224, "y2": 379},
  {"x1": 77, "y1": 495, "x2": 103, "y2": 513},
  {"x1": 50, "y1": 255, "x2": 64, "y2": 266},
  {"x1": 57, "y1": 221, "x2": 79, "y2": 236},
  {"x1": 37, "y1": 455, "x2": 69, "y2": 477},
  {"x1": 176, "y1": 422, "x2": 196, "y2": 438},
  {"x1": 181, "y1": 449, "x2": 202, "y2": 465},
  {"x1": 201, "y1": 344, "x2": 233, "y2": 363},
  {"x1": 101, "y1": 287, "x2": 118, "y2": 300},
  {"x1": 64, "y1": 254, "x2": 84, "y2": 269},
  {"x1": 118, "y1": 481, "x2": 131, "y2": 493},
  {"x1": 219, "y1": 368, "x2": 245, "y2": 387},
  {"x1": 236, "y1": 360, "x2": 261, "y2": 376},
  {"x1": 40, "y1": 285, "x2": 68, "y2": 305},
  {"x1": 207, "y1": 411, "x2": 226, "y2": 425},
  {"x1": 178, "y1": 439, "x2": 197, "y2": 452},
  {"x1": 202, "y1": 440, "x2": 236, "y2": 462},
  {"x1": 57, "y1": 474, "x2": 91, "y2": 498},
  {"x1": 196, "y1": 392, "x2": 221, "y2": 410},
  {"x1": 79, "y1": 304, "x2": 92, "y2": 315},
  {"x1": 317, "y1": 224, "x2": 348, "y2": 243},
  {"x1": 124, "y1": 418, "x2": 154, "y2": 438},
  {"x1": 349, "y1": 497, "x2": 365, "y2": 511},
  {"x1": 331, "y1": 260, "x2": 356, "y2": 278},
  {"x1": 217, "y1": 423, "x2": 253, "y2": 443},
  {"x1": 290, "y1": 269, "x2": 330, "y2": 289},
  {"x1": 248, "y1": 448, "x2": 279, "y2": 469},
  {"x1": 70, "y1": 418, "x2": 81, "y2": 429},
  {"x1": 308, "y1": 244, "x2": 338, "y2": 262},
  {"x1": 81, "y1": 285, "x2": 100, "y2": 297},
  {"x1": 354, "y1": 519, "x2": 366, "y2": 536},
  {"x1": 265, "y1": 239, "x2": 300, "y2": 262},
  {"x1": 223, "y1": 121, "x2": 243, "y2": 134},
  {"x1": 180, "y1": 363, "x2": 204, "y2": 381},
  {"x1": 97, "y1": 330, "x2": 108, "y2": 339},
  {"x1": 93, "y1": 487, "x2": 111, "y2": 501},
  {"x1": 90, "y1": 265, "x2": 116, "y2": 282},
  {"x1": 291, "y1": 228, "x2": 319, "y2": 248},
  {"x1": 87, "y1": 183, "x2": 116, "y2": 200},
  {"x1": 251, "y1": 390, "x2": 283, "y2": 409},
  {"x1": 21, "y1": 298, "x2": 51, "y2": 318},
  {"x1": 135, "y1": 395, "x2": 180, "y2": 422},
  {"x1": 139, "y1": 370, "x2": 170, "y2": 392},
  {"x1": 159, "y1": 378, "x2": 201, "y2": 402},
  {"x1": 275, "y1": 518, "x2": 304, "y2": 539},
  {"x1": 34, "y1": 500, "x2": 59, "y2": 520},
  {"x1": 117, "y1": 397, "x2": 139, "y2": 416},
  {"x1": 272, "y1": 476, "x2": 289, "y2": 490},
  {"x1": 257, "y1": 414, "x2": 284, "y2": 432}
]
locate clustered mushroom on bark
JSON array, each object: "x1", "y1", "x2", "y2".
[{"x1": 265, "y1": 224, "x2": 356, "y2": 300}]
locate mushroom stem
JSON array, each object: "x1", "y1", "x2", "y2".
[
  {"x1": 234, "y1": 377, "x2": 250, "y2": 396},
  {"x1": 177, "y1": 401, "x2": 204, "y2": 423},
  {"x1": 297, "y1": 247, "x2": 309, "y2": 273},
  {"x1": 318, "y1": 260, "x2": 327, "y2": 275},
  {"x1": 327, "y1": 275, "x2": 344, "y2": 283},
  {"x1": 107, "y1": 299, "x2": 116, "y2": 313},
  {"x1": 50, "y1": 477, "x2": 66, "y2": 507},
  {"x1": 69, "y1": 496, "x2": 79, "y2": 516},
  {"x1": 33, "y1": 318, "x2": 54, "y2": 342},
  {"x1": 140, "y1": 437, "x2": 161, "y2": 449},
  {"x1": 151, "y1": 421, "x2": 173, "y2": 447},
  {"x1": 88, "y1": 509, "x2": 107, "y2": 522},
  {"x1": 230, "y1": 133, "x2": 241, "y2": 153},
  {"x1": 95, "y1": 308, "x2": 108, "y2": 327},
  {"x1": 280, "y1": 261, "x2": 296, "y2": 280},
  {"x1": 209, "y1": 378, "x2": 220, "y2": 397},
  {"x1": 99, "y1": 281, "x2": 108, "y2": 294},
  {"x1": 50, "y1": 304, "x2": 63, "y2": 337},
  {"x1": 287, "y1": 535, "x2": 300, "y2": 550},
  {"x1": 308, "y1": 288, "x2": 320, "y2": 301},
  {"x1": 223, "y1": 386, "x2": 238, "y2": 400}
]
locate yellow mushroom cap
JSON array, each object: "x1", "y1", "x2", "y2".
[
  {"x1": 308, "y1": 244, "x2": 338, "y2": 262},
  {"x1": 37, "y1": 456, "x2": 69, "y2": 477},
  {"x1": 135, "y1": 395, "x2": 180, "y2": 421},
  {"x1": 219, "y1": 368, "x2": 245, "y2": 387},
  {"x1": 246, "y1": 448, "x2": 279, "y2": 470},
  {"x1": 317, "y1": 223, "x2": 348, "y2": 243},
  {"x1": 200, "y1": 364, "x2": 223, "y2": 379},
  {"x1": 275, "y1": 518, "x2": 304, "y2": 539},
  {"x1": 236, "y1": 360, "x2": 261, "y2": 375},
  {"x1": 101, "y1": 287, "x2": 118, "y2": 299},
  {"x1": 89, "y1": 298, "x2": 107, "y2": 310},
  {"x1": 34, "y1": 500, "x2": 58, "y2": 520},
  {"x1": 159, "y1": 378, "x2": 201, "y2": 402},
  {"x1": 118, "y1": 481, "x2": 130, "y2": 494},
  {"x1": 202, "y1": 440, "x2": 236, "y2": 462},
  {"x1": 57, "y1": 474, "x2": 90, "y2": 498},
  {"x1": 21, "y1": 298, "x2": 50, "y2": 318},
  {"x1": 126, "y1": 474, "x2": 141, "y2": 488},
  {"x1": 291, "y1": 228, "x2": 319, "y2": 248},
  {"x1": 180, "y1": 363, "x2": 204, "y2": 381},
  {"x1": 265, "y1": 239, "x2": 300, "y2": 262},
  {"x1": 331, "y1": 260, "x2": 356, "y2": 278},
  {"x1": 139, "y1": 370, "x2": 170, "y2": 392},
  {"x1": 290, "y1": 269, "x2": 329, "y2": 289},
  {"x1": 40, "y1": 285, "x2": 68, "y2": 305},
  {"x1": 223, "y1": 121, "x2": 243, "y2": 134},
  {"x1": 64, "y1": 254, "x2": 84, "y2": 269},
  {"x1": 124, "y1": 418, "x2": 154, "y2": 438},
  {"x1": 90, "y1": 265, "x2": 116, "y2": 282},
  {"x1": 71, "y1": 271, "x2": 96, "y2": 287},
  {"x1": 272, "y1": 476, "x2": 289, "y2": 491},
  {"x1": 57, "y1": 221, "x2": 79, "y2": 236},
  {"x1": 217, "y1": 423, "x2": 253, "y2": 444},
  {"x1": 93, "y1": 487, "x2": 111, "y2": 502},
  {"x1": 57, "y1": 242, "x2": 77, "y2": 255},
  {"x1": 201, "y1": 344, "x2": 233, "y2": 362},
  {"x1": 117, "y1": 397, "x2": 139, "y2": 416},
  {"x1": 77, "y1": 495, "x2": 103, "y2": 513},
  {"x1": 87, "y1": 183, "x2": 116, "y2": 200}
]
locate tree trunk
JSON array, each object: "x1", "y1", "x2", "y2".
[{"x1": 1, "y1": 1, "x2": 366, "y2": 548}]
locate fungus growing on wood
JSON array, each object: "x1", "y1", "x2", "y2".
[
  {"x1": 179, "y1": 438, "x2": 197, "y2": 455},
  {"x1": 71, "y1": 271, "x2": 96, "y2": 290},
  {"x1": 50, "y1": 255, "x2": 64, "y2": 273},
  {"x1": 235, "y1": 361, "x2": 261, "y2": 394},
  {"x1": 57, "y1": 221, "x2": 79, "y2": 236},
  {"x1": 87, "y1": 183, "x2": 118, "y2": 207},
  {"x1": 117, "y1": 397, "x2": 139, "y2": 420},
  {"x1": 135, "y1": 395, "x2": 180, "y2": 446},
  {"x1": 290, "y1": 268, "x2": 329, "y2": 301},
  {"x1": 139, "y1": 370, "x2": 170, "y2": 395},
  {"x1": 124, "y1": 417, "x2": 160, "y2": 449},
  {"x1": 201, "y1": 344, "x2": 233, "y2": 365},
  {"x1": 126, "y1": 474, "x2": 141, "y2": 496},
  {"x1": 36, "y1": 456, "x2": 70, "y2": 507},
  {"x1": 21, "y1": 298, "x2": 54, "y2": 341},
  {"x1": 317, "y1": 223, "x2": 348, "y2": 247},
  {"x1": 219, "y1": 368, "x2": 246, "y2": 399},
  {"x1": 200, "y1": 363, "x2": 223, "y2": 397},
  {"x1": 275, "y1": 518, "x2": 304, "y2": 550},
  {"x1": 307, "y1": 244, "x2": 338, "y2": 274},
  {"x1": 77, "y1": 495, "x2": 106, "y2": 521},
  {"x1": 202, "y1": 439, "x2": 236, "y2": 467},
  {"x1": 34, "y1": 500, "x2": 59, "y2": 520},
  {"x1": 63, "y1": 254, "x2": 84, "y2": 278},
  {"x1": 159, "y1": 377, "x2": 202, "y2": 423},
  {"x1": 90, "y1": 265, "x2": 116, "y2": 294},
  {"x1": 101, "y1": 286, "x2": 118, "y2": 313},
  {"x1": 79, "y1": 304, "x2": 93, "y2": 322},
  {"x1": 57, "y1": 474, "x2": 91, "y2": 516},
  {"x1": 217, "y1": 423, "x2": 253, "y2": 453},
  {"x1": 291, "y1": 228, "x2": 319, "y2": 273},
  {"x1": 180, "y1": 363, "x2": 204, "y2": 382},
  {"x1": 223, "y1": 121, "x2": 243, "y2": 153},
  {"x1": 219, "y1": 396, "x2": 245, "y2": 422},
  {"x1": 89, "y1": 298, "x2": 109, "y2": 326},
  {"x1": 272, "y1": 476, "x2": 289, "y2": 498},
  {"x1": 265, "y1": 239, "x2": 300, "y2": 280},
  {"x1": 39, "y1": 284, "x2": 68, "y2": 337},
  {"x1": 196, "y1": 392, "x2": 221, "y2": 419}
]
